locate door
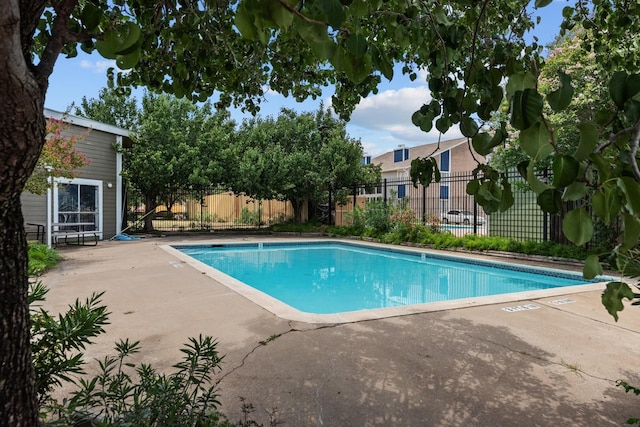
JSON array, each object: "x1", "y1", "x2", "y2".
[{"x1": 54, "y1": 178, "x2": 103, "y2": 236}]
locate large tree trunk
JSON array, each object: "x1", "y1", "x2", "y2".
[
  {"x1": 1, "y1": 1, "x2": 49, "y2": 424},
  {"x1": 292, "y1": 199, "x2": 304, "y2": 224},
  {"x1": 144, "y1": 194, "x2": 157, "y2": 232},
  {"x1": 0, "y1": 201, "x2": 40, "y2": 426}
]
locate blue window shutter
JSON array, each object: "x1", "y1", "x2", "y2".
[
  {"x1": 404, "y1": 148, "x2": 409, "y2": 161},
  {"x1": 440, "y1": 150, "x2": 450, "y2": 172},
  {"x1": 398, "y1": 185, "x2": 406, "y2": 198},
  {"x1": 394, "y1": 150, "x2": 402, "y2": 162},
  {"x1": 439, "y1": 185, "x2": 449, "y2": 200}
]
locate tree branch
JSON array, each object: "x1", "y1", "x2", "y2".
[
  {"x1": 279, "y1": 0, "x2": 328, "y2": 27},
  {"x1": 36, "y1": 0, "x2": 79, "y2": 82},
  {"x1": 596, "y1": 126, "x2": 637, "y2": 152}
]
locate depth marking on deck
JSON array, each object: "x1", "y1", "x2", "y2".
[
  {"x1": 502, "y1": 304, "x2": 540, "y2": 313},
  {"x1": 169, "y1": 261, "x2": 184, "y2": 268},
  {"x1": 549, "y1": 298, "x2": 576, "y2": 305}
]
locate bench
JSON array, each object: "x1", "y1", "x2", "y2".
[{"x1": 52, "y1": 230, "x2": 99, "y2": 246}]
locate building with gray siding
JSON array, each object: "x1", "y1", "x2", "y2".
[{"x1": 21, "y1": 108, "x2": 132, "y2": 242}]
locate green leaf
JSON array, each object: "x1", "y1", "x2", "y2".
[
  {"x1": 535, "y1": 0, "x2": 553, "y2": 7},
  {"x1": 551, "y1": 155, "x2": 579, "y2": 187},
  {"x1": 592, "y1": 187, "x2": 621, "y2": 224},
  {"x1": 235, "y1": 2, "x2": 257, "y2": 40},
  {"x1": 610, "y1": 72, "x2": 640, "y2": 110},
  {"x1": 609, "y1": 71, "x2": 626, "y2": 108},
  {"x1": 574, "y1": 122, "x2": 598, "y2": 161},
  {"x1": 309, "y1": 38, "x2": 336, "y2": 60},
  {"x1": 510, "y1": 89, "x2": 543, "y2": 130},
  {"x1": 116, "y1": 49, "x2": 141, "y2": 70},
  {"x1": 590, "y1": 153, "x2": 610, "y2": 181},
  {"x1": 621, "y1": 214, "x2": 640, "y2": 250},
  {"x1": 348, "y1": 0, "x2": 369, "y2": 17},
  {"x1": 537, "y1": 188, "x2": 562, "y2": 214},
  {"x1": 617, "y1": 177, "x2": 640, "y2": 215},
  {"x1": 500, "y1": 176, "x2": 514, "y2": 211},
  {"x1": 519, "y1": 122, "x2": 553, "y2": 159},
  {"x1": 269, "y1": 0, "x2": 294, "y2": 29},
  {"x1": 505, "y1": 71, "x2": 536, "y2": 99},
  {"x1": 526, "y1": 161, "x2": 550, "y2": 194},
  {"x1": 321, "y1": 0, "x2": 345, "y2": 28},
  {"x1": 433, "y1": 6, "x2": 452, "y2": 26},
  {"x1": 601, "y1": 281, "x2": 635, "y2": 321},
  {"x1": 371, "y1": 45, "x2": 393, "y2": 80},
  {"x1": 562, "y1": 208, "x2": 593, "y2": 246},
  {"x1": 584, "y1": 254, "x2": 603, "y2": 280},
  {"x1": 562, "y1": 181, "x2": 589, "y2": 201},
  {"x1": 346, "y1": 34, "x2": 368, "y2": 56},
  {"x1": 81, "y1": 2, "x2": 102, "y2": 31},
  {"x1": 460, "y1": 116, "x2": 478, "y2": 137},
  {"x1": 117, "y1": 22, "x2": 141, "y2": 54},
  {"x1": 466, "y1": 179, "x2": 480, "y2": 195},
  {"x1": 546, "y1": 72, "x2": 573, "y2": 112},
  {"x1": 471, "y1": 133, "x2": 492, "y2": 155},
  {"x1": 516, "y1": 160, "x2": 529, "y2": 180}
]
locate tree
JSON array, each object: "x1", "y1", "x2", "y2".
[
  {"x1": 490, "y1": 29, "x2": 612, "y2": 171},
  {"x1": 124, "y1": 93, "x2": 234, "y2": 231},
  {"x1": 231, "y1": 107, "x2": 372, "y2": 223},
  {"x1": 3, "y1": 0, "x2": 640, "y2": 423},
  {"x1": 24, "y1": 118, "x2": 92, "y2": 195},
  {"x1": 3, "y1": 2, "x2": 286, "y2": 422},
  {"x1": 74, "y1": 86, "x2": 139, "y2": 131},
  {"x1": 236, "y1": 1, "x2": 640, "y2": 317}
]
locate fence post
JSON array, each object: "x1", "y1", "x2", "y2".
[
  {"x1": 200, "y1": 188, "x2": 204, "y2": 230},
  {"x1": 422, "y1": 183, "x2": 426, "y2": 223},
  {"x1": 473, "y1": 197, "x2": 478, "y2": 235},
  {"x1": 383, "y1": 179, "x2": 387, "y2": 204},
  {"x1": 543, "y1": 169, "x2": 548, "y2": 242}
]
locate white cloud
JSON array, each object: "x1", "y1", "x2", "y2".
[
  {"x1": 79, "y1": 59, "x2": 117, "y2": 74},
  {"x1": 342, "y1": 85, "x2": 463, "y2": 156}
]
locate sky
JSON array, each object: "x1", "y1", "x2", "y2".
[{"x1": 45, "y1": 1, "x2": 571, "y2": 158}]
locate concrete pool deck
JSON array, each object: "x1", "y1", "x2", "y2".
[{"x1": 43, "y1": 235, "x2": 640, "y2": 426}]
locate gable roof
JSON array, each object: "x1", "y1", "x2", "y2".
[
  {"x1": 44, "y1": 108, "x2": 133, "y2": 148},
  {"x1": 371, "y1": 137, "x2": 469, "y2": 172}
]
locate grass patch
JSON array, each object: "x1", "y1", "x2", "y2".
[{"x1": 28, "y1": 242, "x2": 61, "y2": 276}]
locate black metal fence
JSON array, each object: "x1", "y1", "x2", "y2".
[
  {"x1": 333, "y1": 170, "x2": 612, "y2": 247},
  {"x1": 124, "y1": 171, "x2": 612, "y2": 247}
]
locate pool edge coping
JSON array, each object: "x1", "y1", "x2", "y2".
[{"x1": 161, "y1": 238, "x2": 616, "y2": 324}]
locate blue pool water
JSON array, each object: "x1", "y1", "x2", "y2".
[{"x1": 176, "y1": 242, "x2": 606, "y2": 315}]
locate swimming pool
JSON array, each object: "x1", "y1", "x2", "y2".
[{"x1": 167, "y1": 240, "x2": 612, "y2": 323}]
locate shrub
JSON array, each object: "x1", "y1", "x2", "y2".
[
  {"x1": 364, "y1": 198, "x2": 390, "y2": 234},
  {"x1": 344, "y1": 205, "x2": 366, "y2": 235},
  {"x1": 30, "y1": 282, "x2": 109, "y2": 406},
  {"x1": 48, "y1": 337, "x2": 234, "y2": 426},
  {"x1": 235, "y1": 207, "x2": 261, "y2": 226},
  {"x1": 28, "y1": 242, "x2": 61, "y2": 276}
]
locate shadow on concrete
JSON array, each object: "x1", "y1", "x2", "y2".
[{"x1": 218, "y1": 313, "x2": 637, "y2": 426}]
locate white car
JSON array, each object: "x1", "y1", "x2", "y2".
[{"x1": 441, "y1": 210, "x2": 485, "y2": 226}]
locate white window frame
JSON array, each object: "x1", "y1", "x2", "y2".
[{"x1": 53, "y1": 177, "x2": 104, "y2": 239}]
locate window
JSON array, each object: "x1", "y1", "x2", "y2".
[
  {"x1": 440, "y1": 185, "x2": 449, "y2": 200},
  {"x1": 393, "y1": 148, "x2": 409, "y2": 162},
  {"x1": 54, "y1": 178, "x2": 103, "y2": 235},
  {"x1": 440, "y1": 150, "x2": 450, "y2": 172},
  {"x1": 398, "y1": 184, "x2": 406, "y2": 198},
  {"x1": 361, "y1": 155, "x2": 371, "y2": 165}
]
